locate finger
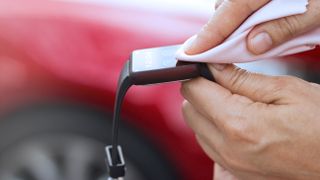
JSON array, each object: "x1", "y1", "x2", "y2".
[
  {"x1": 182, "y1": 100, "x2": 223, "y2": 147},
  {"x1": 182, "y1": 101, "x2": 229, "y2": 175},
  {"x1": 181, "y1": 77, "x2": 255, "y2": 131},
  {"x1": 214, "y1": 163, "x2": 239, "y2": 180},
  {"x1": 247, "y1": 0, "x2": 320, "y2": 54},
  {"x1": 186, "y1": 0, "x2": 270, "y2": 55},
  {"x1": 214, "y1": 0, "x2": 223, "y2": 10},
  {"x1": 196, "y1": 135, "x2": 244, "y2": 180},
  {"x1": 209, "y1": 64, "x2": 286, "y2": 104},
  {"x1": 195, "y1": 135, "x2": 227, "y2": 168},
  {"x1": 310, "y1": 82, "x2": 320, "y2": 88}
]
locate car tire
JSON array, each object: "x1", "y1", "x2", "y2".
[{"x1": 0, "y1": 103, "x2": 179, "y2": 180}]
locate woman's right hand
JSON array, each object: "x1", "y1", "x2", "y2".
[{"x1": 186, "y1": 0, "x2": 320, "y2": 55}]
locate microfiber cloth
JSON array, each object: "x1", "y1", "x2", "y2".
[{"x1": 176, "y1": 0, "x2": 320, "y2": 63}]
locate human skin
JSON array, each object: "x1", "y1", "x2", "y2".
[
  {"x1": 185, "y1": 0, "x2": 320, "y2": 55},
  {"x1": 181, "y1": 64, "x2": 320, "y2": 180},
  {"x1": 182, "y1": 0, "x2": 320, "y2": 179}
]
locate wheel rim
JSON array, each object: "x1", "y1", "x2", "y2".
[{"x1": 0, "y1": 133, "x2": 144, "y2": 180}]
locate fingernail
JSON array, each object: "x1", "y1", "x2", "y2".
[
  {"x1": 212, "y1": 63, "x2": 226, "y2": 71},
  {"x1": 249, "y1": 32, "x2": 273, "y2": 54}
]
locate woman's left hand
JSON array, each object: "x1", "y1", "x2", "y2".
[
  {"x1": 214, "y1": 163, "x2": 238, "y2": 180},
  {"x1": 181, "y1": 64, "x2": 320, "y2": 180}
]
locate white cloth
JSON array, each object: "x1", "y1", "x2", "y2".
[{"x1": 176, "y1": 0, "x2": 320, "y2": 63}]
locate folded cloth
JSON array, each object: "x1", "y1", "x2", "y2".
[{"x1": 176, "y1": 0, "x2": 320, "y2": 63}]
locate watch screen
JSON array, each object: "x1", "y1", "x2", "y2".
[{"x1": 131, "y1": 45, "x2": 180, "y2": 72}]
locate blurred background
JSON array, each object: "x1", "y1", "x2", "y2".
[{"x1": 0, "y1": 0, "x2": 319, "y2": 180}]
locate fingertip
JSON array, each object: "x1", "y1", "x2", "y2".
[
  {"x1": 184, "y1": 35, "x2": 208, "y2": 55},
  {"x1": 185, "y1": 23, "x2": 223, "y2": 55},
  {"x1": 184, "y1": 40, "x2": 198, "y2": 55}
]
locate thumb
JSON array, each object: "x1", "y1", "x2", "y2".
[
  {"x1": 185, "y1": 0, "x2": 270, "y2": 55},
  {"x1": 209, "y1": 64, "x2": 283, "y2": 104},
  {"x1": 247, "y1": 0, "x2": 320, "y2": 55}
]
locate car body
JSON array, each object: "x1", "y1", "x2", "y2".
[{"x1": 0, "y1": 0, "x2": 319, "y2": 180}]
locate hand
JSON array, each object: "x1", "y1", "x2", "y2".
[
  {"x1": 186, "y1": 0, "x2": 320, "y2": 55},
  {"x1": 181, "y1": 64, "x2": 320, "y2": 179},
  {"x1": 214, "y1": 163, "x2": 238, "y2": 180}
]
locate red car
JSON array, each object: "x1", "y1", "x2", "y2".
[{"x1": 0, "y1": 1, "x2": 319, "y2": 180}]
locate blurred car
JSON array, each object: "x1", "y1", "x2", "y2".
[{"x1": 0, "y1": 0, "x2": 319, "y2": 180}]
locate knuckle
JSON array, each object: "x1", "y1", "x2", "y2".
[
  {"x1": 283, "y1": 75, "x2": 300, "y2": 85},
  {"x1": 223, "y1": 115, "x2": 257, "y2": 144},
  {"x1": 270, "y1": 76, "x2": 290, "y2": 91},
  {"x1": 222, "y1": 154, "x2": 243, "y2": 171},
  {"x1": 181, "y1": 101, "x2": 193, "y2": 126},
  {"x1": 274, "y1": 16, "x2": 301, "y2": 42},
  {"x1": 270, "y1": 76, "x2": 304, "y2": 98},
  {"x1": 180, "y1": 86, "x2": 185, "y2": 98},
  {"x1": 180, "y1": 81, "x2": 194, "y2": 98},
  {"x1": 272, "y1": 76, "x2": 298, "y2": 91},
  {"x1": 180, "y1": 83, "x2": 187, "y2": 97},
  {"x1": 181, "y1": 100, "x2": 189, "y2": 116},
  {"x1": 229, "y1": 67, "x2": 250, "y2": 92},
  {"x1": 301, "y1": 0, "x2": 320, "y2": 26},
  {"x1": 225, "y1": 121, "x2": 254, "y2": 143},
  {"x1": 222, "y1": 103, "x2": 261, "y2": 144},
  {"x1": 257, "y1": 76, "x2": 300, "y2": 103},
  {"x1": 267, "y1": 77, "x2": 291, "y2": 100},
  {"x1": 283, "y1": 17, "x2": 299, "y2": 36},
  {"x1": 269, "y1": 77, "x2": 288, "y2": 94},
  {"x1": 250, "y1": 75, "x2": 272, "y2": 101}
]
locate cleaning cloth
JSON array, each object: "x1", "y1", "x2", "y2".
[{"x1": 176, "y1": 0, "x2": 320, "y2": 63}]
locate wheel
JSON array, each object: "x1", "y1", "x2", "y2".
[{"x1": 0, "y1": 103, "x2": 179, "y2": 180}]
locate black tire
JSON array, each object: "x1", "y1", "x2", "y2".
[{"x1": 0, "y1": 102, "x2": 179, "y2": 180}]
